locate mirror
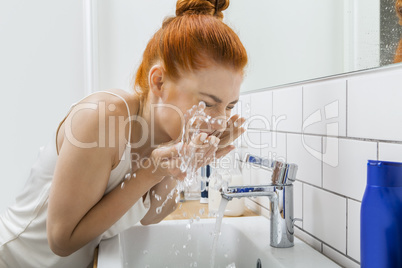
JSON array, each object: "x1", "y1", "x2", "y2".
[{"x1": 224, "y1": 0, "x2": 402, "y2": 92}]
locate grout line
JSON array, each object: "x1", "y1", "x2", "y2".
[
  {"x1": 295, "y1": 226, "x2": 361, "y2": 265},
  {"x1": 301, "y1": 181, "x2": 304, "y2": 229},
  {"x1": 271, "y1": 91, "x2": 274, "y2": 132},
  {"x1": 346, "y1": 198, "x2": 348, "y2": 256},
  {"x1": 295, "y1": 179, "x2": 362, "y2": 203},
  {"x1": 321, "y1": 136, "x2": 324, "y2": 188},
  {"x1": 247, "y1": 196, "x2": 269, "y2": 211},
  {"x1": 285, "y1": 132, "x2": 288, "y2": 162},
  {"x1": 301, "y1": 86, "x2": 304, "y2": 132},
  {"x1": 346, "y1": 79, "x2": 348, "y2": 137},
  {"x1": 377, "y1": 142, "x2": 380, "y2": 160},
  {"x1": 322, "y1": 240, "x2": 361, "y2": 266}
]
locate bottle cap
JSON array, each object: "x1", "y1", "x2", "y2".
[{"x1": 367, "y1": 160, "x2": 402, "y2": 187}]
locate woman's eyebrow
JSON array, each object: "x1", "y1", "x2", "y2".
[{"x1": 199, "y1": 92, "x2": 238, "y2": 104}]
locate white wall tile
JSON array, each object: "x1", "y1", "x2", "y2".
[
  {"x1": 272, "y1": 85, "x2": 303, "y2": 132},
  {"x1": 303, "y1": 79, "x2": 347, "y2": 136},
  {"x1": 303, "y1": 184, "x2": 347, "y2": 253},
  {"x1": 287, "y1": 133, "x2": 322, "y2": 187},
  {"x1": 323, "y1": 138, "x2": 377, "y2": 201},
  {"x1": 241, "y1": 66, "x2": 402, "y2": 263},
  {"x1": 245, "y1": 198, "x2": 270, "y2": 219},
  {"x1": 347, "y1": 199, "x2": 361, "y2": 262},
  {"x1": 323, "y1": 245, "x2": 360, "y2": 268},
  {"x1": 238, "y1": 94, "x2": 251, "y2": 118},
  {"x1": 294, "y1": 227, "x2": 322, "y2": 253},
  {"x1": 250, "y1": 165, "x2": 272, "y2": 185},
  {"x1": 249, "y1": 90, "x2": 272, "y2": 130},
  {"x1": 249, "y1": 167, "x2": 271, "y2": 208},
  {"x1": 261, "y1": 131, "x2": 287, "y2": 162},
  {"x1": 379, "y1": 142, "x2": 402, "y2": 163},
  {"x1": 293, "y1": 181, "x2": 303, "y2": 227},
  {"x1": 242, "y1": 129, "x2": 260, "y2": 157},
  {"x1": 240, "y1": 160, "x2": 252, "y2": 185},
  {"x1": 236, "y1": 94, "x2": 252, "y2": 148},
  {"x1": 348, "y1": 68, "x2": 402, "y2": 142}
]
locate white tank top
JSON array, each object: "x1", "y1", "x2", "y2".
[{"x1": 0, "y1": 91, "x2": 150, "y2": 267}]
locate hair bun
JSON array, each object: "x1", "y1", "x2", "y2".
[{"x1": 176, "y1": 0, "x2": 229, "y2": 20}]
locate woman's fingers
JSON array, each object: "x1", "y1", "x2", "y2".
[
  {"x1": 218, "y1": 117, "x2": 245, "y2": 146},
  {"x1": 218, "y1": 127, "x2": 245, "y2": 148},
  {"x1": 200, "y1": 136, "x2": 219, "y2": 165},
  {"x1": 227, "y1": 114, "x2": 240, "y2": 128},
  {"x1": 189, "y1": 132, "x2": 208, "y2": 148}
]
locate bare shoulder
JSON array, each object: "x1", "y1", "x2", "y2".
[
  {"x1": 80, "y1": 89, "x2": 140, "y2": 118},
  {"x1": 56, "y1": 89, "x2": 140, "y2": 164}
]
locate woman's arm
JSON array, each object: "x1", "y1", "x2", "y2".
[
  {"x1": 47, "y1": 96, "x2": 165, "y2": 257},
  {"x1": 140, "y1": 176, "x2": 179, "y2": 225}
]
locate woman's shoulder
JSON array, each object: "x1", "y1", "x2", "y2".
[
  {"x1": 57, "y1": 89, "x2": 140, "y2": 157},
  {"x1": 76, "y1": 89, "x2": 140, "y2": 118}
]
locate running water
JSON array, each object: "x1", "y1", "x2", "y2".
[
  {"x1": 210, "y1": 198, "x2": 229, "y2": 268},
  {"x1": 177, "y1": 101, "x2": 213, "y2": 192},
  {"x1": 134, "y1": 101, "x2": 235, "y2": 266},
  {"x1": 155, "y1": 101, "x2": 227, "y2": 214}
]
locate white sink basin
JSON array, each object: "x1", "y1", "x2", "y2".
[{"x1": 97, "y1": 216, "x2": 340, "y2": 268}]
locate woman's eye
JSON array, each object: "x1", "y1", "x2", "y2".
[
  {"x1": 226, "y1": 106, "x2": 235, "y2": 110},
  {"x1": 204, "y1": 102, "x2": 213, "y2": 108}
]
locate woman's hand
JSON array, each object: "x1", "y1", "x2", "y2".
[
  {"x1": 214, "y1": 114, "x2": 246, "y2": 159},
  {"x1": 149, "y1": 132, "x2": 220, "y2": 180}
]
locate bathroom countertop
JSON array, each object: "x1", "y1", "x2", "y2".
[{"x1": 163, "y1": 200, "x2": 258, "y2": 220}]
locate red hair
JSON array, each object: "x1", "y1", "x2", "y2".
[{"x1": 134, "y1": 0, "x2": 248, "y2": 99}]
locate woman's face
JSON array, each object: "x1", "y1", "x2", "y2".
[{"x1": 157, "y1": 64, "x2": 243, "y2": 142}]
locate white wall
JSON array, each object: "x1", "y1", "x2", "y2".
[
  {"x1": 0, "y1": 1, "x2": 85, "y2": 212},
  {"x1": 225, "y1": 0, "x2": 345, "y2": 92},
  {"x1": 97, "y1": 0, "x2": 176, "y2": 92}
]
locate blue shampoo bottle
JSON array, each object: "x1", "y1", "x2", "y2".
[{"x1": 361, "y1": 160, "x2": 402, "y2": 267}]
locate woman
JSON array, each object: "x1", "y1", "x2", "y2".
[{"x1": 0, "y1": 0, "x2": 247, "y2": 266}]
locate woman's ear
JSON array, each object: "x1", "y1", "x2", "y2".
[{"x1": 148, "y1": 65, "x2": 165, "y2": 98}]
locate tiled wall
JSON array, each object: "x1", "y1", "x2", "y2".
[{"x1": 234, "y1": 64, "x2": 402, "y2": 267}]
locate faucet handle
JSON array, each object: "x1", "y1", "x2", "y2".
[
  {"x1": 243, "y1": 153, "x2": 274, "y2": 169},
  {"x1": 272, "y1": 161, "x2": 298, "y2": 184},
  {"x1": 243, "y1": 153, "x2": 298, "y2": 185}
]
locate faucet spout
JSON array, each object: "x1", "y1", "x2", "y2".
[
  {"x1": 221, "y1": 184, "x2": 295, "y2": 248},
  {"x1": 220, "y1": 153, "x2": 300, "y2": 248}
]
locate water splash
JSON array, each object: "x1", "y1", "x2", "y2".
[
  {"x1": 199, "y1": 208, "x2": 205, "y2": 216},
  {"x1": 155, "y1": 187, "x2": 176, "y2": 214},
  {"x1": 176, "y1": 101, "x2": 210, "y2": 191},
  {"x1": 154, "y1": 101, "x2": 226, "y2": 215},
  {"x1": 120, "y1": 172, "x2": 136, "y2": 189}
]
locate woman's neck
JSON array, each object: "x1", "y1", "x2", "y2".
[{"x1": 131, "y1": 94, "x2": 173, "y2": 152}]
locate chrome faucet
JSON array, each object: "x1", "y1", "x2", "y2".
[{"x1": 221, "y1": 153, "x2": 301, "y2": 248}]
